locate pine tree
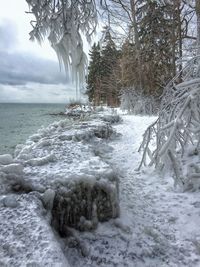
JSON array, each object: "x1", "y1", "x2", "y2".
[
  {"x1": 100, "y1": 29, "x2": 120, "y2": 105},
  {"x1": 86, "y1": 30, "x2": 120, "y2": 106},
  {"x1": 86, "y1": 43, "x2": 101, "y2": 104},
  {"x1": 137, "y1": 0, "x2": 174, "y2": 96},
  {"x1": 119, "y1": 39, "x2": 139, "y2": 89}
]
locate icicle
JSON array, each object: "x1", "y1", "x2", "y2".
[{"x1": 26, "y1": 0, "x2": 97, "y2": 93}]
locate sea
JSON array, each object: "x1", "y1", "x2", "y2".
[{"x1": 0, "y1": 103, "x2": 66, "y2": 155}]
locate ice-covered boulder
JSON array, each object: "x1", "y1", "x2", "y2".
[
  {"x1": 3, "y1": 195, "x2": 18, "y2": 208},
  {"x1": 0, "y1": 154, "x2": 13, "y2": 165},
  {"x1": 1, "y1": 163, "x2": 23, "y2": 175},
  {"x1": 0, "y1": 193, "x2": 70, "y2": 266},
  {"x1": 42, "y1": 189, "x2": 55, "y2": 210},
  {"x1": 11, "y1": 115, "x2": 120, "y2": 237},
  {"x1": 25, "y1": 153, "x2": 56, "y2": 167},
  {"x1": 0, "y1": 162, "x2": 26, "y2": 194}
]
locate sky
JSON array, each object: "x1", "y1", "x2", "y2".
[{"x1": 0, "y1": 0, "x2": 77, "y2": 103}]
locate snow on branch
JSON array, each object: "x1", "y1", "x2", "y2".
[
  {"x1": 139, "y1": 55, "x2": 200, "y2": 190},
  {"x1": 120, "y1": 87, "x2": 159, "y2": 115},
  {"x1": 26, "y1": 0, "x2": 98, "y2": 85}
]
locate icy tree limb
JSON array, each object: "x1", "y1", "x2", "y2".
[
  {"x1": 167, "y1": 149, "x2": 185, "y2": 188},
  {"x1": 26, "y1": 0, "x2": 98, "y2": 85},
  {"x1": 138, "y1": 54, "x2": 200, "y2": 190}
]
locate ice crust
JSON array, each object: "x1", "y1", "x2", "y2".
[
  {"x1": 0, "y1": 193, "x2": 70, "y2": 267},
  {"x1": 0, "y1": 113, "x2": 120, "y2": 266}
]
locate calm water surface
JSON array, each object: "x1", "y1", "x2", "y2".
[{"x1": 0, "y1": 103, "x2": 66, "y2": 155}]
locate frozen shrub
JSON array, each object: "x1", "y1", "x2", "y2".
[{"x1": 120, "y1": 88, "x2": 159, "y2": 115}]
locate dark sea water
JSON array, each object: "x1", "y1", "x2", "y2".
[{"x1": 0, "y1": 103, "x2": 66, "y2": 155}]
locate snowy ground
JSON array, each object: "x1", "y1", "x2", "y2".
[
  {"x1": 65, "y1": 114, "x2": 200, "y2": 267},
  {"x1": 1, "y1": 112, "x2": 200, "y2": 266}
]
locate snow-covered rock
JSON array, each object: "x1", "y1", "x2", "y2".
[
  {"x1": 0, "y1": 162, "x2": 25, "y2": 194},
  {"x1": 0, "y1": 113, "x2": 122, "y2": 265},
  {"x1": 42, "y1": 189, "x2": 55, "y2": 210},
  {"x1": 0, "y1": 193, "x2": 70, "y2": 266},
  {"x1": 0, "y1": 154, "x2": 13, "y2": 165},
  {"x1": 13, "y1": 115, "x2": 120, "y2": 236},
  {"x1": 3, "y1": 195, "x2": 18, "y2": 208},
  {"x1": 25, "y1": 153, "x2": 56, "y2": 167},
  {"x1": 1, "y1": 163, "x2": 23, "y2": 175}
]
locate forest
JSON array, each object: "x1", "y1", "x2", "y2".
[
  {"x1": 85, "y1": 1, "x2": 199, "y2": 111},
  {"x1": 25, "y1": 1, "x2": 200, "y2": 108}
]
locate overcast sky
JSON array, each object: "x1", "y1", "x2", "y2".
[{"x1": 0, "y1": 0, "x2": 77, "y2": 103}]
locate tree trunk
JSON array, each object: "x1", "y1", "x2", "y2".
[
  {"x1": 130, "y1": 0, "x2": 143, "y2": 91},
  {"x1": 177, "y1": 0, "x2": 183, "y2": 81},
  {"x1": 196, "y1": 0, "x2": 200, "y2": 54},
  {"x1": 130, "y1": 0, "x2": 140, "y2": 50}
]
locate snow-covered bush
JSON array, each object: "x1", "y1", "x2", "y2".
[
  {"x1": 65, "y1": 103, "x2": 92, "y2": 118},
  {"x1": 138, "y1": 56, "x2": 200, "y2": 190},
  {"x1": 120, "y1": 88, "x2": 159, "y2": 115}
]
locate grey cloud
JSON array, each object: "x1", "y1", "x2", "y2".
[
  {"x1": 0, "y1": 20, "x2": 18, "y2": 51},
  {"x1": 0, "y1": 20, "x2": 68, "y2": 86},
  {"x1": 0, "y1": 83, "x2": 76, "y2": 103},
  {"x1": 0, "y1": 51, "x2": 68, "y2": 85}
]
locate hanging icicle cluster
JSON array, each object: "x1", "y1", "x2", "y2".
[{"x1": 26, "y1": 0, "x2": 98, "y2": 85}]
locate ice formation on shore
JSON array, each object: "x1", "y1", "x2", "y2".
[{"x1": 0, "y1": 113, "x2": 120, "y2": 266}]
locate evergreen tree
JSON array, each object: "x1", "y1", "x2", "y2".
[
  {"x1": 137, "y1": 0, "x2": 174, "y2": 96},
  {"x1": 86, "y1": 43, "x2": 101, "y2": 104},
  {"x1": 119, "y1": 39, "x2": 140, "y2": 89},
  {"x1": 86, "y1": 30, "x2": 120, "y2": 106},
  {"x1": 100, "y1": 29, "x2": 120, "y2": 105}
]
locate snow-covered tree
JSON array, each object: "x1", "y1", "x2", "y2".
[
  {"x1": 138, "y1": 0, "x2": 200, "y2": 191},
  {"x1": 86, "y1": 43, "x2": 102, "y2": 104},
  {"x1": 120, "y1": 87, "x2": 159, "y2": 115}
]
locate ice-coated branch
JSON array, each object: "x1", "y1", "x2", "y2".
[
  {"x1": 167, "y1": 149, "x2": 184, "y2": 188},
  {"x1": 138, "y1": 55, "x2": 200, "y2": 189},
  {"x1": 26, "y1": 0, "x2": 98, "y2": 85}
]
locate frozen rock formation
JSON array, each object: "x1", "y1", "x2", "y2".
[
  {"x1": 0, "y1": 113, "x2": 121, "y2": 265},
  {"x1": 15, "y1": 117, "x2": 120, "y2": 235}
]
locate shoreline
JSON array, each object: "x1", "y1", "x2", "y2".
[{"x1": 0, "y1": 110, "x2": 121, "y2": 266}]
